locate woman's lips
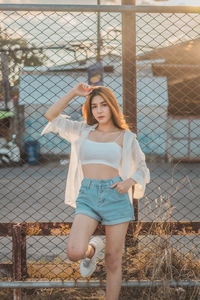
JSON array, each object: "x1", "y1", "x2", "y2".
[{"x1": 97, "y1": 116, "x2": 104, "y2": 119}]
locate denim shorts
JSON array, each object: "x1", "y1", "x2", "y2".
[{"x1": 75, "y1": 176, "x2": 134, "y2": 225}]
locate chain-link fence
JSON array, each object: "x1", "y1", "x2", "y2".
[{"x1": 0, "y1": 3, "x2": 200, "y2": 299}]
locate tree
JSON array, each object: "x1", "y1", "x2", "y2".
[{"x1": 0, "y1": 26, "x2": 48, "y2": 90}]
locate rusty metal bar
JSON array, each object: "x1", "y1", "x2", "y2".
[
  {"x1": 1, "y1": 221, "x2": 200, "y2": 236},
  {"x1": 24, "y1": 221, "x2": 200, "y2": 235},
  {"x1": 24, "y1": 221, "x2": 105, "y2": 235},
  {"x1": 12, "y1": 225, "x2": 22, "y2": 280},
  {"x1": 0, "y1": 223, "x2": 12, "y2": 236},
  {"x1": 0, "y1": 280, "x2": 199, "y2": 289},
  {"x1": 12, "y1": 224, "x2": 22, "y2": 300},
  {"x1": 20, "y1": 223, "x2": 27, "y2": 279},
  {"x1": 133, "y1": 199, "x2": 139, "y2": 221}
]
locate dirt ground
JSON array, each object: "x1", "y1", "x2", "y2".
[{"x1": 0, "y1": 286, "x2": 200, "y2": 300}]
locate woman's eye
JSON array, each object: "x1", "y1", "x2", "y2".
[{"x1": 103, "y1": 103, "x2": 107, "y2": 106}]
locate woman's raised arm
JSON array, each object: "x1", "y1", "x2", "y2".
[{"x1": 44, "y1": 83, "x2": 94, "y2": 121}]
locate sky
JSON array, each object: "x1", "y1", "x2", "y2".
[{"x1": 0, "y1": 0, "x2": 200, "y2": 5}]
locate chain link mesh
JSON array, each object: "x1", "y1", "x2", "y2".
[{"x1": 0, "y1": 4, "x2": 199, "y2": 297}]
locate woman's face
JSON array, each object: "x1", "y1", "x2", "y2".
[{"x1": 91, "y1": 95, "x2": 112, "y2": 125}]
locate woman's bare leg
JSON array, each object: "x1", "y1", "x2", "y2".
[
  {"x1": 67, "y1": 214, "x2": 99, "y2": 261},
  {"x1": 105, "y1": 222, "x2": 129, "y2": 300}
]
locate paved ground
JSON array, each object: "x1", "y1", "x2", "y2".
[{"x1": 0, "y1": 160, "x2": 199, "y2": 262}]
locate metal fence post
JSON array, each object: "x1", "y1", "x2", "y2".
[
  {"x1": 122, "y1": 0, "x2": 137, "y2": 133},
  {"x1": 122, "y1": 0, "x2": 139, "y2": 254}
]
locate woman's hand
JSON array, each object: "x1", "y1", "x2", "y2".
[
  {"x1": 110, "y1": 178, "x2": 136, "y2": 194},
  {"x1": 72, "y1": 82, "x2": 95, "y2": 97}
]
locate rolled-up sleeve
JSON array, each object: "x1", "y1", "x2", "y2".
[
  {"x1": 41, "y1": 114, "x2": 86, "y2": 143},
  {"x1": 130, "y1": 137, "x2": 150, "y2": 199}
]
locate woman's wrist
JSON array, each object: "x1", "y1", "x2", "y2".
[
  {"x1": 67, "y1": 88, "x2": 77, "y2": 99},
  {"x1": 127, "y1": 177, "x2": 137, "y2": 186}
]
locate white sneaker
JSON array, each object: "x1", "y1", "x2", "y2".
[{"x1": 80, "y1": 236, "x2": 104, "y2": 277}]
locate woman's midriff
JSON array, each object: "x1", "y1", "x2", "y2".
[{"x1": 82, "y1": 164, "x2": 119, "y2": 179}]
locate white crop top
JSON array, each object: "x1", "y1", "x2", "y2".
[{"x1": 80, "y1": 132, "x2": 123, "y2": 170}]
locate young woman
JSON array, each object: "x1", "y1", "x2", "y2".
[{"x1": 41, "y1": 82, "x2": 150, "y2": 300}]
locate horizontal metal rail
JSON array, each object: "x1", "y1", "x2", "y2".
[
  {"x1": 0, "y1": 280, "x2": 200, "y2": 289},
  {"x1": 0, "y1": 4, "x2": 200, "y2": 13}
]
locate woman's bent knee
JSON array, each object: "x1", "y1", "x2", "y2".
[{"x1": 67, "y1": 244, "x2": 86, "y2": 262}]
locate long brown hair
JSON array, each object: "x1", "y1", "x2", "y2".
[{"x1": 82, "y1": 86, "x2": 130, "y2": 130}]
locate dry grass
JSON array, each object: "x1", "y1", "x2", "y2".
[
  {"x1": 125, "y1": 237, "x2": 200, "y2": 281},
  {"x1": 0, "y1": 242, "x2": 199, "y2": 300}
]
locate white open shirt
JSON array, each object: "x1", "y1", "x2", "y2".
[{"x1": 41, "y1": 114, "x2": 150, "y2": 208}]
